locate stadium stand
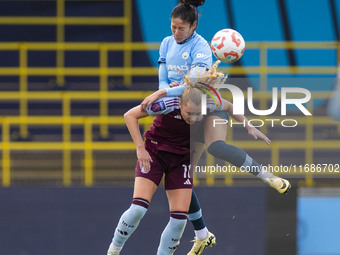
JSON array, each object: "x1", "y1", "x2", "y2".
[{"x1": 0, "y1": 0, "x2": 339, "y2": 188}]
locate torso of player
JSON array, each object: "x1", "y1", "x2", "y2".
[
  {"x1": 166, "y1": 42, "x2": 192, "y2": 82},
  {"x1": 161, "y1": 32, "x2": 212, "y2": 83},
  {"x1": 145, "y1": 110, "x2": 190, "y2": 155},
  {"x1": 144, "y1": 93, "x2": 223, "y2": 155}
]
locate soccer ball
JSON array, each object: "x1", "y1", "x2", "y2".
[{"x1": 211, "y1": 28, "x2": 245, "y2": 63}]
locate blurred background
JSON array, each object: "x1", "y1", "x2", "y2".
[{"x1": 0, "y1": 0, "x2": 339, "y2": 254}]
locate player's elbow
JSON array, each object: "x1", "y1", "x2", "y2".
[
  {"x1": 124, "y1": 106, "x2": 142, "y2": 122},
  {"x1": 123, "y1": 109, "x2": 132, "y2": 120}
]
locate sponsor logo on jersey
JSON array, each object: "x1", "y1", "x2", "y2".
[
  {"x1": 196, "y1": 53, "x2": 208, "y2": 59},
  {"x1": 168, "y1": 64, "x2": 189, "y2": 72}
]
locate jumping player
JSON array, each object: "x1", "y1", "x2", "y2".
[
  {"x1": 140, "y1": 1, "x2": 291, "y2": 254},
  {"x1": 107, "y1": 85, "x2": 214, "y2": 255},
  {"x1": 145, "y1": 1, "x2": 219, "y2": 253},
  {"x1": 142, "y1": 0, "x2": 291, "y2": 250}
]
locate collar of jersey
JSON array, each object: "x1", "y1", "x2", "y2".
[{"x1": 176, "y1": 31, "x2": 197, "y2": 45}]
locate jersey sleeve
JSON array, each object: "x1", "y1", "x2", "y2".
[
  {"x1": 165, "y1": 86, "x2": 186, "y2": 97},
  {"x1": 146, "y1": 97, "x2": 179, "y2": 116},
  {"x1": 190, "y1": 39, "x2": 212, "y2": 69},
  {"x1": 159, "y1": 63, "x2": 169, "y2": 90},
  {"x1": 158, "y1": 37, "x2": 168, "y2": 64}
]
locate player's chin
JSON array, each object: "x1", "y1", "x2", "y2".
[
  {"x1": 187, "y1": 119, "x2": 197, "y2": 125},
  {"x1": 174, "y1": 37, "x2": 184, "y2": 43}
]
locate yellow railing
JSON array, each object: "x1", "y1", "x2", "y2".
[
  {"x1": 0, "y1": 0, "x2": 133, "y2": 140},
  {"x1": 1, "y1": 4, "x2": 340, "y2": 186},
  {"x1": 0, "y1": 115, "x2": 152, "y2": 187},
  {"x1": 0, "y1": 91, "x2": 340, "y2": 186},
  {"x1": 0, "y1": 41, "x2": 339, "y2": 137},
  {"x1": 0, "y1": 0, "x2": 133, "y2": 85}
]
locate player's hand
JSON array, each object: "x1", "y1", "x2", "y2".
[
  {"x1": 140, "y1": 92, "x2": 161, "y2": 112},
  {"x1": 140, "y1": 90, "x2": 166, "y2": 112},
  {"x1": 169, "y1": 81, "x2": 180, "y2": 87},
  {"x1": 136, "y1": 146, "x2": 153, "y2": 173},
  {"x1": 247, "y1": 126, "x2": 271, "y2": 145}
]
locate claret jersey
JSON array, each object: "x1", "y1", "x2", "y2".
[
  {"x1": 145, "y1": 97, "x2": 189, "y2": 154},
  {"x1": 144, "y1": 96, "x2": 223, "y2": 154}
]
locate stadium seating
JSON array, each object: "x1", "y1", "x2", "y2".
[{"x1": 0, "y1": 0, "x2": 339, "y2": 187}]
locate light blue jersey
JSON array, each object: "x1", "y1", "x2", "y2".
[{"x1": 158, "y1": 32, "x2": 212, "y2": 97}]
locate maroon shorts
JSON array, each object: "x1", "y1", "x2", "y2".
[{"x1": 135, "y1": 147, "x2": 192, "y2": 190}]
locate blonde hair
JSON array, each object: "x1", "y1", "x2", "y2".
[
  {"x1": 180, "y1": 86, "x2": 203, "y2": 105},
  {"x1": 179, "y1": 60, "x2": 227, "y2": 105},
  {"x1": 183, "y1": 60, "x2": 227, "y2": 87}
]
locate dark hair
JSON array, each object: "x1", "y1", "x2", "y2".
[{"x1": 171, "y1": 0, "x2": 205, "y2": 27}]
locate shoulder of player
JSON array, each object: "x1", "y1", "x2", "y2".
[
  {"x1": 161, "y1": 97, "x2": 180, "y2": 107},
  {"x1": 161, "y1": 35, "x2": 175, "y2": 45},
  {"x1": 189, "y1": 35, "x2": 210, "y2": 53},
  {"x1": 192, "y1": 33, "x2": 209, "y2": 46}
]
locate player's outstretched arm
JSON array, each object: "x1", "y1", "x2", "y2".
[
  {"x1": 246, "y1": 126, "x2": 271, "y2": 145},
  {"x1": 221, "y1": 99, "x2": 271, "y2": 145},
  {"x1": 124, "y1": 106, "x2": 153, "y2": 172}
]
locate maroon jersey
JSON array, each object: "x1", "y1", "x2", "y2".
[{"x1": 145, "y1": 97, "x2": 189, "y2": 154}]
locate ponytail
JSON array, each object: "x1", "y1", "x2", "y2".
[
  {"x1": 179, "y1": 60, "x2": 227, "y2": 106},
  {"x1": 171, "y1": 0, "x2": 206, "y2": 27}
]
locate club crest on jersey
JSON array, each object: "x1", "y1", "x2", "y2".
[
  {"x1": 182, "y1": 52, "x2": 189, "y2": 59},
  {"x1": 151, "y1": 101, "x2": 166, "y2": 112}
]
